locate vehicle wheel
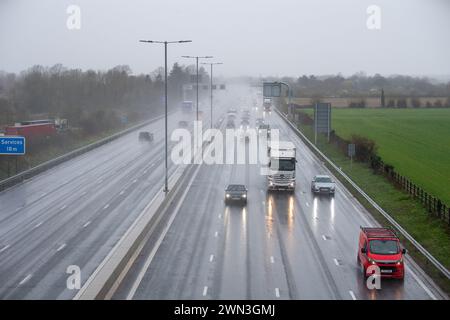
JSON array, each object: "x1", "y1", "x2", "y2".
[{"x1": 360, "y1": 263, "x2": 367, "y2": 279}]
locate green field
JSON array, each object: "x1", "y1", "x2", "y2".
[{"x1": 308, "y1": 108, "x2": 450, "y2": 205}]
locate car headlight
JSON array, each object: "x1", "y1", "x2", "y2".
[
  {"x1": 368, "y1": 257, "x2": 376, "y2": 265},
  {"x1": 226, "y1": 194, "x2": 230, "y2": 198},
  {"x1": 242, "y1": 194, "x2": 247, "y2": 198},
  {"x1": 290, "y1": 182, "x2": 294, "y2": 187},
  {"x1": 396, "y1": 258, "x2": 403, "y2": 265}
]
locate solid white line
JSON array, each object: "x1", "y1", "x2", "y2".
[
  {"x1": 19, "y1": 274, "x2": 32, "y2": 286},
  {"x1": 349, "y1": 290, "x2": 357, "y2": 300},
  {"x1": 83, "y1": 221, "x2": 91, "y2": 228},
  {"x1": 203, "y1": 286, "x2": 208, "y2": 296},
  {"x1": 0, "y1": 245, "x2": 10, "y2": 253},
  {"x1": 209, "y1": 255, "x2": 214, "y2": 262},
  {"x1": 103, "y1": 204, "x2": 109, "y2": 210},
  {"x1": 275, "y1": 288, "x2": 280, "y2": 298},
  {"x1": 57, "y1": 244, "x2": 66, "y2": 252},
  {"x1": 406, "y1": 266, "x2": 437, "y2": 300},
  {"x1": 126, "y1": 163, "x2": 204, "y2": 300},
  {"x1": 270, "y1": 256, "x2": 275, "y2": 264},
  {"x1": 333, "y1": 258, "x2": 340, "y2": 266}
]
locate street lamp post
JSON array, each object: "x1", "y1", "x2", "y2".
[
  {"x1": 181, "y1": 56, "x2": 213, "y2": 122},
  {"x1": 201, "y1": 62, "x2": 223, "y2": 129},
  {"x1": 139, "y1": 39, "x2": 192, "y2": 193}
]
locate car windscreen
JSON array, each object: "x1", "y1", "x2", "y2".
[
  {"x1": 315, "y1": 177, "x2": 332, "y2": 183},
  {"x1": 227, "y1": 185, "x2": 245, "y2": 191},
  {"x1": 271, "y1": 159, "x2": 295, "y2": 171},
  {"x1": 369, "y1": 240, "x2": 399, "y2": 255}
]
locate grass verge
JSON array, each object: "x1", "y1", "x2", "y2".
[{"x1": 297, "y1": 122, "x2": 450, "y2": 295}]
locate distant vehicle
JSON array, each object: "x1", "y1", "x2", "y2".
[
  {"x1": 227, "y1": 108, "x2": 238, "y2": 119},
  {"x1": 255, "y1": 118, "x2": 265, "y2": 126},
  {"x1": 226, "y1": 119, "x2": 235, "y2": 129},
  {"x1": 358, "y1": 227, "x2": 406, "y2": 280},
  {"x1": 311, "y1": 175, "x2": 335, "y2": 196},
  {"x1": 267, "y1": 141, "x2": 296, "y2": 191},
  {"x1": 182, "y1": 101, "x2": 193, "y2": 113},
  {"x1": 178, "y1": 120, "x2": 189, "y2": 128},
  {"x1": 258, "y1": 124, "x2": 271, "y2": 137},
  {"x1": 263, "y1": 98, "x2": 272, "y2": 112},
  {"x1": 224, "y1": 184, "x2": 248, "y2": 204},
  {"x1": 138, "y1": 131, "x2": 153, "y2": 142},
  {"x1": 240, "y1": 118, "x2": 250, "y2": 127}
]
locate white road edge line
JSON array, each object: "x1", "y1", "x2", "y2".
[
  {"x1": 275, "y1": 288, "x2": 280, "y2": 298},
  {"x1": 203, "y1": 286, "x2": 208, "y2": 297},
  {"x1": 349, "y1": 290, "x2": 357, "y2": 300},
  {"x1": 126, "y1": 162, "x2": 204, "y2": 300},
  {"x1": 19, "y1": 274, "x2": 32, "y2": 286},
  {"x1": 406, "y1": 265, "x2": 437, "y2": 300}
]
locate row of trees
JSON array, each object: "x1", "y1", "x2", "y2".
[
  {"x1": 274, "y1": 73, "x2": 450, "y2": 98},
  {"x1": 0, "y1": 63, "x2": 207, "y2": 134}
]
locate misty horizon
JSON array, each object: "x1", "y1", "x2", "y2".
[{"x1": 1, "y1": 0, "x2": 450, "y2": 80}]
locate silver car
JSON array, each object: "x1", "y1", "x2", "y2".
[{"x1": 311, "y1": 175, "x2": 336, "y2": 196}]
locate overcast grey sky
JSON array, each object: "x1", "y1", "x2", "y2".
[{"x1": 1, "y1": 0, "x2": 449, "y2": 78}]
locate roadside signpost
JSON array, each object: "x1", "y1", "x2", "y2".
[
  {"x1": 0, "y1": 136, "x2": 26, "y2": 155},
  {"x1": 263, "y1": 81, "x2": 292, "y2": 116},
  {"x1": 0, "y1": 136, "x2": 26, "y2": 177},
  {"x1": 348, "y1": 143, "x2": 356, "y2": 169},
  {"x1": 314, "y1": 102, "x2": 331, "y2": 144},
  {"x1": 263, "y1": 82, "x2": 281, "y2": 97}
]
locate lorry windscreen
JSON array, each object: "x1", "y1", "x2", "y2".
[
  {"x1": 369, "y1": 240, "x2": 399, "y2": 255},
  {"x1": 272, "y1": 159, "x2": 295, "y2": 171}
]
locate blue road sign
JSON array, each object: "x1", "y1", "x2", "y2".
[{"x1": 0, "y1": 136, "x2": 26, "y2": 155}]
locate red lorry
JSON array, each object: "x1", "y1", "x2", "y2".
[{"x1": 5, "y1": 122, "x2": 56, "y2": 141}]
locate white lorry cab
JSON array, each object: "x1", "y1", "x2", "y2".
[{"x1": 267, "y1": 141, "x2": 296, "y2": 191}]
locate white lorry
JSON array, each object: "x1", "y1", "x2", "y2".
[{"x1": 267, "y1": 141, "x2": 296, "y2": 191}]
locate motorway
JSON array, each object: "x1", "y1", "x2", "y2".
[
  {"x1": 0, "y1": 86, "x2": 446, "y2": 300},
  {"x1": 0, "y1": 109, "x2": 202, "y2": 299},
  {"x1": 113, "y1": 94, "x2": 446, "y2": 300}
]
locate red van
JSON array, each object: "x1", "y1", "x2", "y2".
[{"x1": 357, "y1": 227, "x2": 406, "y2": 280}]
